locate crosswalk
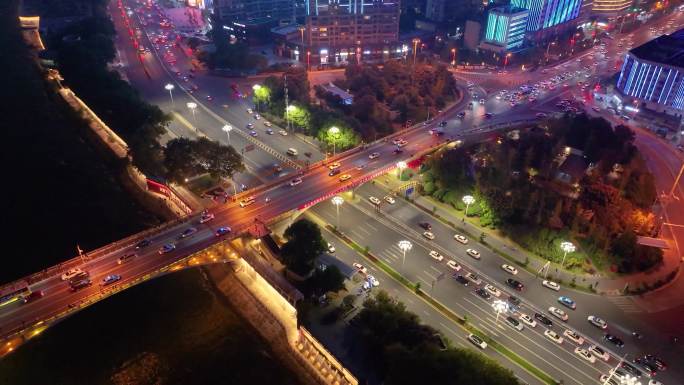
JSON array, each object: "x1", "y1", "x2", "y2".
[{"x1": 606, "y1": 296, "x2": 643, "y2": 313}]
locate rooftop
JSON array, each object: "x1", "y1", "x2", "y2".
[
  {"x1": 629, "y1": 28, "x2": 684, "y2": 68},
  {"x1": 490, "y1": 5, "x2": 529, "y2": 14}
]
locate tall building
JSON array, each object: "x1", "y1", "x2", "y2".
[
  {"x1": 213, "y1": 0, "x2": 298, "y2": 24},
  {"x1": 482, "y1": 6, "x2": 528, "y2": 52},
  {"x1": 425, "y1": 0, "x2": 457, "y2": 22},
  {"x1": 591, "y1": 0, "x2": 631, "y2": 15},
  {"x1": 511, "y1": 0, "x2": 582, "y2": 31},
  {"x1": 616, "y1": 29, "x2": 684, "y2": 117},
  {"x1": 304, "y1": 0, "x2": 401, "y2": 65}
]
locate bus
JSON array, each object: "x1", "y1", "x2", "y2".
[{"x1": 0, "y1": 285, "x2": 31, "y2": 307}]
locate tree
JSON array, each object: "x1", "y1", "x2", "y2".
[
  {"x1": 285, "y1": 103, "x2": 311, "y2": 131},
  {"x1": 317, "y1": 124, "x2": 359, "y2": 153},
  {"x1": 163, "y1": 137, "x2": 244, "y2": 184},
  {"x1": 308, "y1": 265, "x2": 345, "y2": 294},
  {"x1": 281, "y1": 219, "x2": 327, "y2": 276}
]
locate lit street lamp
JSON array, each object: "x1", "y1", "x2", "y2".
[
  {"x1": 328, "y1": 126, "x2": 340, "y2": 157},
  {"x1": 412, "y1": 38, "x2": 420, "y2": 66},
  {"x1": 450, "y1": 48, "x2": 456, "y2": 66},
  {"x1": 398, "y1": 240, "x2": 412, "y2": 266},
  {"x1": 165, "y1": 83, "x2": 175, "y2": 106},
  {"x1": 252, "y1": 84, "x2": 262, "y2": 111},
  {"x1": 331, "y1": 196, "x2": 344, "y2": 228},
  {"x1": 396, "y1": 161, "x2": 407, "y2": 180},
  {"x1": 222, "y1": 124, "x2": 233, "y2": 143},
  {"x1": 492, "y1": 300, "x2": 508, "y2": 325},
  {"x1": 545, "y1": 41, "x2": 557, "y2": 62},
  {"x1": 560, "y1": 241, "x2": 576, "y2": 269},
  {"x1": 462, "y1": 195, "x2": 475, "y2": 219},
  {"x1": 504, "y1": 53, "x2": 512, "y2": 70},
  {"x1": 186, "y1": 102, "x2": 198, "y2": 127}
]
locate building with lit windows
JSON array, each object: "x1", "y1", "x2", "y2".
[
  {"x1": 511, "y1": 0, "x2": 582, "y2": 32},
  {"x1": 213, "y1": 0, "x2": 300, "y2": 23},
  {"x1": 616, "y1": 29, "x2": 684, "y2": 117},
  {"x1": 481, "y1": 6, "x2": 529, "y2": 52},
  {"x1": 303, "y1": 0, "x2": 401, "y2": 66},
  {"x1": 591, "y1": 0, "x2": 631, "y2": 15}
]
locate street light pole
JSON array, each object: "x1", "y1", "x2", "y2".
[
  {"x1": 186, "y1": 102, "x2": 198, "y2": 128},
  {"x1": 331, "y1": 196, "x2": 344, "y2": 228},
  {"x1": 222, "y1": 124, "x2": 233, "y2": 143},
  {"x1": 398, "y1": 240, "x2": 412, "y2": 267},
  {"x1": 560, "y1": 241, "x2": 576, "y2": 269},
  {"x1": 396, "y1": 161, "x2": 407, "y2": 180},
  {"x1": 492, "y1": 300, "x2": 508, "y2": 325},
  {"x1": 412, "y1": 38, "x2": 420, "y2": 66},
  {"x1": 462, "y1": 195, "x2": 475, "y2": 219},
  {"x1": 165, "y1": 83, "x2": 175, "y2": 107},
  {"x1": 328, "y1": 126, "x2": 340, "y2": 157}
]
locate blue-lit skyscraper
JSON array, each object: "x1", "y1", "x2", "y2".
[
  {"x1": 484, "y1": 6, "x2": 529, "y2": 50},
  {"x1": 616, "y1": 29, "x2": 684, "y2": 116},
  {"x1": 511, "y1": 0, "x2": 582, "y2": 31}
]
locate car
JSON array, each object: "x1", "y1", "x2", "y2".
[
  {"x1": 456, "y1": 112, "x2": 466, "y2": 119},
  {"x1": 598, "y1": 376, "x2": 620, "y2": 385},
  {"x1": 199, "y1": 213, "x2": 215, "y2": 223},
  {"x1": 519, "y1": 313, "x2": 536, "y2": 328},
  {"x1": 588, "y1": 345, "x2": 610, "y2": 362},
  {"x1": 264, "y1": 121, "x2": 272, "y2": 127},
  {"x1": 289, "y1": 177, "x2": 303, "y2": 186},
  {"x1": 465, "y1": 272, "x2": 482, "y2": 285},
  {"x1": 247, "y1": 123, "x2": 254, "y2": 129},
  {"x1": 507, "y1": 296, "x2": 521, "y2": 307},
  {"x1": 505, "y1": 316, "x2": 524, "y2": 331},
  {"x1": 542, "y1": 280, "x2": 560, "y2": 291},
  {"x1": 180, "y1": 227, "x2": 198, "y2": 238},
  {"x1": 266, "y1": 128, "x2": 274, "y2": 135},
  {"x1": 328, "y1": 168, "x2": 341, "y2": 176},
  {"x1": 438, "y1": 120, "x2": 448, "y2": 127},
  {"x1": 609, "y1": 368, "x2": 630, "y2": 382},
  {"x1": 392, "y1": 138, "x2": 404, "y2": 145},
  {"x1": 479, "y1": 98, "x2": 486, "y2": 104},
  {"x1": 587, "y1": 315, "x2": 608, "y2": 329},
  {"x1": 61, "y1": 268, "x2": 85, "y2": 281},
  {"x1": 454, "y1": 234, "x2": 468, "y2": 244},
  {"x1": 468, "y1": 334, "x2": 487, "y2": 349},
  {"x1": 429, "y1": 129, "x2": 445, "y2": 136},
  {"x1": 423, "y1": 231, "x2": 436, "y2": 240},
  {"x1": 446, "y1": 260, "x2": 461, "y2": 271},
  {"x1": 501, "y1": 264, "x2": 518, "y2": 275},
  {"x1": 634, "y1": 358, "x2": 657, "y2": 377},
  {"x1": 483, "y1": 113, "x2": 493, "y2": 119},
  {"x1": 278, "y1": 129, "x2": 288, "y2": 136},
  {"x1": 369, "y1": 196, "x2": 381, "y2": 205},
  {"x1": 548, "y1": 306, "x2": 568, "y2": 321},
  {"x1": 475, "y1": 288, "x2": 491, "y2": 299},
  {"x1": 574, "y1": 347, "x2": 596, "y2": 363},
  {"x1": 249, "y1": 130, "x2": 258, "y2": 137},
  {"x1": 429, "y1": 250, "x2": 444, "y2": 261},
  {"x1": 563, "y1": 329, "x2": 585, "y2": 345},
  {"x1": 368, "y1": 152, "x2": 380, "y2": 159},
  {"x1": 506, "y1": 278, "x2": 524, "y2": 291},
  {"x1": 215, "y1": 226, "x2": 232, "y2": 236},
  {"x1": 534, "y1": 313, "x2": 553, "y2": 327},
  {"x1": 620, "y1": 362, "x2": 641, "y2": 378},
  {"x1": 246, "y1": 108, "x2": 253, "y2": 114},
  {"x1": 544, "y1": 329, "x2": 563, "y2": 344},
  {"x1": 70, "y1": 278, "x2": 92, "y2": 292},
  {"x1": 117, "y1": 253, "x2": 136, "y2": 265},
  {"x1": 135, "y1": 239, "x2": 151, "y2": 249},
  {"x1": 466, "y1": 249, "x2": 480, "y2": 259},
  {"x1": 419, "y1": 222, "x2": 432, "y2": 230},
  {"x1": 327, "y1": 243, "x2": 336, "y2": 253},
  {"x1": 604, "y1": 333, "x2": 624, "y2": 348},
  {"x1": 253, "y1": 114, "x2": 260, "y2": 120},
  {"x1": 535, "y1": 112, "x2": 547, "y2": 118},
  {"x1": 206, "y1": 95, "x2": 213, "y2": 101},
  {"x1": 328, "y1": 162, "x2": 341, "y2": 170},
  {"x1": 642, "y1": 355, "x2": 667, "y2": 371},
  {"x1": 384, "y1": 196, "x2": 396, "y2": 204},
  {"x1": 558, "y1": 296, "x2": 576, "y2": 309},
  {"x1": 454, "y1": 275, "x2": 469, "y2": 285},
  {"x1": 367, "y1": 275, "x2": 380, "y2": 287},
  {"x1": 392, "y1": 148, "x2": 403, "y2": 155},
  {"x1": 102, "y1": 274, "x2": 122, "y2": 286},
  {"x1": 339, "y1": 174, "x2": 352, "y2": 182},
  {"x1": 158, "y1": 243, "x2": 176, "y2": 254},
  {"x1": 23, "y1": 290, "x2": 44, "y2": 304},
  {"x1": 484, "y1": 284, "x2": 501, "y2": 297},
  {"x1": 352, "y1": 263, "x2": 367, "y2": 275}
]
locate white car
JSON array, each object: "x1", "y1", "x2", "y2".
[
  {"x1": 367, "y1": 275, "x2": 380, "y2": 287},
  {"x1": 446, "y1": 260, "x2": 461, "y2": 271},
  {"x1": 542, "y1": 280, "x2": 560, "y2": 291},
  {"x1": 599, "y1": 375, "x2": 620, "y2": 385},
  {"x1": 548, "y1": 306, "x2": 568, "y2": 321},
  {"x1": 454, "y1": 234, "x2": 468, "y2": 244},
  {"x1": 588, "y1": 345, "x2": 610, "y2": 362},
  {"x1": 253, "y1": 113, "x2": 260, "y2": 120},
  {"x1": 264, "y1": 121, "x2": 272, "y2": 127},
  {"x1": 352, "y1": 262, "x2": 367, "y2": 275},
  {"x1": 61, "y1": 268, "x2": 84, "y2": 281},
  {"x1": 199, "y1": 213, "x2": 215, "y2": 223},
  {"x1": 484, "y1": 284, "x2": 501, "y2": 297},
  {"x1": 368, "y1": 152, "x2": 380, "y2": 159},
  {"x1": 466, "y1": 249, "x2": 481, "y2": 259},
  {"x1": 384, "y1": 196, "x2": 396, "y2": 204},
  {"x1": 289, "y1": 178, "x2": 303, "y2": 186},
  {"x1": 328, "y1": 162, "x2": 341, "y2": 170},
  {"x1": 468, "y1": 334, "x2": 487, "y2": 349},
  {"x1": 574, "y1": 347, "x2": 596, "y2": 364},
  {"x1": 423, "y1": 231, "x2": 436, "y2": 240},
  {"x1": 369, "y1": 196, "x2": 381, "y2": 205},
  {"x1": 278, "y1": 129, "x2": 288, "y2": 136},
  {"x1": 587, "y1": 315, "x2": 608, "y2": 329},
  {"x1": 465, "y1": 272, "x2": 482, "y2": 285},
  {"x1": 327, "y1": 243, "x2": 336, "y2": 253},
  {"x1": 563, "y1": 329, "x2": 585, "y2": 345},
  {"x1": 501, "y1": 264, "x2": 518, "y2": 275},
  {"x1": 544, "y1": 329, "x2": 564, "y2": 344},
  {"x1": 429, "y1": 250, "x2": 444, "y2": 261},
  {"x1": 519, "y1": 313, "x2": 537, "y2": 328},
  {"x1": 246, "y1": 108, "x2": 253, "y2": 114}
]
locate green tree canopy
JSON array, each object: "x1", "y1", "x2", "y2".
[
  {"x1": 308, "y1": 265, "x2": 345, "y2": 294},
  {"x1": 163, "y1": 137, "x2": 244, "y2": 184},
  {"x1": 281, "y1": 219, "x2": 327, "y2": 276}
]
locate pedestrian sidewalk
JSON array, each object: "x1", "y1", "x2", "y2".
[{"x1": 375, "y1": 176, "x2": 681, "y2": 297}]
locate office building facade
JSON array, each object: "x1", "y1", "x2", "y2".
[
  {"x1": 616, "y1": 29, "x2": 684, "y2": 116},
  {"x1": 592, "y1": 0, "x2": 631, "y2": 15},
  {"x1": 483, "y1": 6, "x2": 529, "y2": 51},
  {"x1": 304, "y1": 0, "x2": 401, "y2": 66},
  {"x1": 213, "y1": 0, "x2": 299, "y2": 24},
  {"x1": 511, "y1": 0, "x2": 582, "y2": 31}
]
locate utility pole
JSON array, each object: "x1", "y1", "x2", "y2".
[{"x1": 284, "y1": 74, "x2": 290, "y2": 131}]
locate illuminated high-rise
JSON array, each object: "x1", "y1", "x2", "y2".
[
  {"x1": 592, "y1": 0, "x2": 631, "y2": 15},
  {"x1": 483, "y1": 6, "x2": 529, "y2": 51},
  {"x1": 616, "y1": 29, "x2": 684, "y2": 116},
  {"x1": 511, "y1": 0, "x2": 582, "y2": 31}
]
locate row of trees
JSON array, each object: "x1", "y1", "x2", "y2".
[
  {"x1": 354, "y1": 291, "x2": 519, "y2": 385},
  {"x1": 422, "y1": 115, "x2": 662, "y2": 273}
]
